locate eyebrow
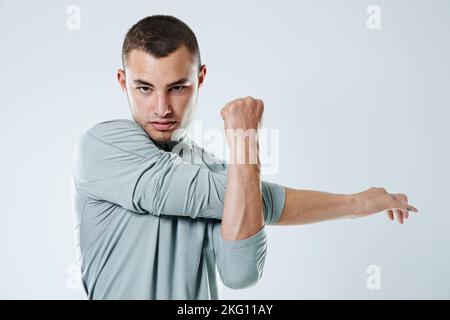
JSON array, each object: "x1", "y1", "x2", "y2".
[{"x1": 132, "y1": 78, "x2": 190, "y2": 88}]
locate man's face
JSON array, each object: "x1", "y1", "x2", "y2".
[{"x1": 117, "y1": 45, "x2": 206, "y2": 142}]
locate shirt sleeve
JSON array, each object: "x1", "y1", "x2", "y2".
[
  {"x1": 72, "y1": 119, "x2": 286, "y2": 223},
  {"x1": 211, "y1": 222, "x2": 267, "y2": 289},
  {"x1": 199, "y1": 146, "x2": 286, "y2": 225}
]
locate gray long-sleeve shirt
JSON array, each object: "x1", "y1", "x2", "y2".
[{"x1": 71, "y1": 119, "x2": 286, "y2": 299}]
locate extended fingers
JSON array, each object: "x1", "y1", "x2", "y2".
[
  {"x1": 388, "y1": 193, "x2": 419, "y2": 224},
  {"x1": 386, "y1": 210, "x2": 394, "y2": 221}
]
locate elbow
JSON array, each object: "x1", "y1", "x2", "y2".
[
  {"x1": 221, "y1": 267, "x2": 263, "y2": 289},
  {"x1": 216, "y1": 226, "x2": 268, "y2": 289},
  {"x1": 218, "y1": 249, "x2": 267, "y2": 289}
]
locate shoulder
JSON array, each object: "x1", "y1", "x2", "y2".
[
  {"x1": 87, "y1": 119, "x2": 146, "y2": 140},
  {"x1": 75, "y1": 118, "x2": 159, "y2": 160}
]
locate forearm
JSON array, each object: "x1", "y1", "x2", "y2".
[
  {"x1": 221, "y1": 136, "x2": 264, "y2": 240},
  {"x1": 277, "y1": 187, "x2": 359, "y2": 225}
]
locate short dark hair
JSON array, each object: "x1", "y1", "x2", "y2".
[{"x1": 122, "y1": 15, "x2": 201, "y2": 70}]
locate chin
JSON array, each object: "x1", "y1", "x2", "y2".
[{"x1": 148, "y1": 129, "x2": 175, "y2": 142}]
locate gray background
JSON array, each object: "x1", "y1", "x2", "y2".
[{"x1": 0, "y1": 0, "x2": 448, "y2": 299}]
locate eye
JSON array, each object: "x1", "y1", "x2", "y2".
[
  {"x1": 170, "y1": 85, "x2": 185, "y2": 93},
  {"x1": 137, "y1": 87, "x2": 151, "y2": 94}
]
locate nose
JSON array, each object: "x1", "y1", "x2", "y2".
[{"x1": 153, "y1": 91, "x2": 172, "y2": 117}]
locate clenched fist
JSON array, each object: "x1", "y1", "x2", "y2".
[
  {"x1": 220, "y1": 96, "x2": 264, "y2": 131},
  {"x1": 220, "y1": 96, "x2": 264, "y2": 164}
]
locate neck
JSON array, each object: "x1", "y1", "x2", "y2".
[{"x1": 152, "y1": 139, "x2": 182, "y2": 152}]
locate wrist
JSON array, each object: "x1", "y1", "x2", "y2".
[
  {"x1": 228, "y1": 136, "x2": 260, "y2": 167},
  {"x1": 348, "y1": 193, "x2": 362, "y2": 219}
]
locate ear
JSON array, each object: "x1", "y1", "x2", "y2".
[
  {"x1": 117, "y1": 69, "x2": 127, "y2": 93},
  {"x1": 198, "y1": 64, "x2": 207, "y2": 88}
]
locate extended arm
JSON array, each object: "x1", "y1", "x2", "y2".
[{"x1": 276, "y1": 186, "x2": 419, "y2": 225}]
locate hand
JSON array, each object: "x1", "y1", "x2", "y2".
[
  {"x1": 220, "y1": 96, "x2": 264, "y2": 132},
  {"x1": 352, "y1": 187, "x2": 419, "y2": 224},
  {"x1": 220, "y1": 96, "x2": 264, "y2": 164}
]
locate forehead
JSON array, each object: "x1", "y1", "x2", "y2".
[{"x1": 126, "y1": 46, "x2": 197, "y2": 82}]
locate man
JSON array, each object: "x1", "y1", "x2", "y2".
[{"x1": 71, "y1": 15, "x2": 418, "y2": 300}]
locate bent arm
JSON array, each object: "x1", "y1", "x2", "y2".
[
  {"x1": 221, "y1": 134, "x2": 264, "y2": 240},
  {"x1": 213, "y1": 126, "x2": 269, "y2": 289}
]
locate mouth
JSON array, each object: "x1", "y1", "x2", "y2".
[{"x1": 150, "y1": 121, "x2": 177, "y2": 131}]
